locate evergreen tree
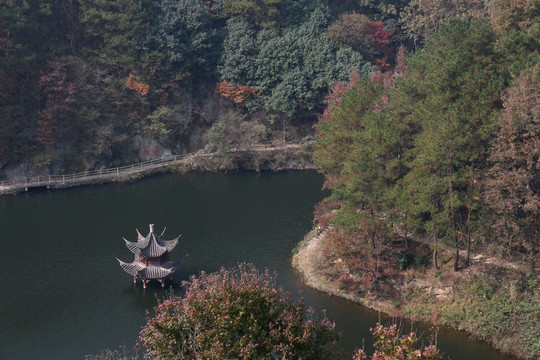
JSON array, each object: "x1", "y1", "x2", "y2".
[
  {"x1": 137, "y1": 0, "x2": 219, "y2": 79},
  {"x1": 218, "y1": 7, "x2": 375, "y2": 116},
  {"x1": 395, "y1": 18, "x2": 505, "y2": 270},
  {"x1": 80, "y1": 0, "x2": 147, "y2": 68},
  {"x1": 218, "y1": 18, "x2": 258, "y2": 84}
]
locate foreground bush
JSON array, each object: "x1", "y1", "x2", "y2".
[
  {"x1": 353, "y1": 323, "x2": 442, "y2": 360},
  {"x1": 138, "y1": 264, "x2": 340, "y2": 359}
]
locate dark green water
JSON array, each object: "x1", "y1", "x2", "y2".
[{"x1": 0, "y1": 171, "x2": 514, "y2": 360}]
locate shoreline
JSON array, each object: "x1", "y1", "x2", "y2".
[
  {"x1": 292, "y1": 229, "x2": 398, "y2": 315},
  {"x1": 292, "y1": 229, "x2": 536, "y2": 360},
  {"x1": 0, "y1": 143, "x2": 316, "y2": 196}
]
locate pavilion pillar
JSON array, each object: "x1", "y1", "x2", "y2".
[
  {"x1": 142, "y1": 280, "x2": 147, "y2": 289},
  {"x1": 159, "y1": 279, "x2": 164, "y2": 288},
  {"x1": 133, "y1": 276, "x2": 137, "y2": 284}
]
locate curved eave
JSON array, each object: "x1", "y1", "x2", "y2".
[
  {"x1": 117, "y1": 258, "x2": 143, "y2": 277},
  {"x1": 124, "y1": 238, "x2": 141, "y2": 255},
  {"x1": 136, "y1": 228, "x2": 150, "y2": 248},
  {"x1": 139, "y1": 266, "x2": 175, "y2": 280},
  {"x1": 164, "y1": 235, "x2": 181, "y2": 252}
]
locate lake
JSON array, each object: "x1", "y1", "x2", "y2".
[{"x1": 0, "y1": 171, "x2": 513, "y2": 359}]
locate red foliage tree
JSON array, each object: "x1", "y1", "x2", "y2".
[
  {"x1": 327, "y1": 13, "x2": 393, "y2": 68},
  {"x1": 367, "y1": 21, "x2": 392, "y2": 69},
  {"x1": 215, "y1": 80, "x2": 260, "y2": 104},
  {"x1": 37, "y1": 60, "x2": 77, "y2": 149},
  {"x1": 139, "y1": 264, "x2": 340, "y2": 359},
  {"x1": 318, "y1": 70, "x2": 360, "y2": 125},
  {"x1": 370, "y1": 45, "x2": 408, "y2": 106},
  {"x1": 485, "y1": 71, "x2": 540, "y2": 273},
  {"x1": 125, "y1": 73, "x2": 150, "y2": 96}
]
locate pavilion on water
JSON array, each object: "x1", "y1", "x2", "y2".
[{"x1": 117, "y1": 224, "x2": 183, "y2": 288}]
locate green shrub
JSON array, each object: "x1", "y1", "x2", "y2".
[
  {"x1": 396, "y1": 250, "x2": 413, "y2": 270},
  {"x1": 415, "y1": 253, "x2": 430, "y2": 268}
]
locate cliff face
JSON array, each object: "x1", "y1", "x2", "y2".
[
  {"x1": 1, "y1": 79, "x2": 317, "y2": 181},
  {"x1": 1, "y1": 84, "x2": 225, "y2": 180}
]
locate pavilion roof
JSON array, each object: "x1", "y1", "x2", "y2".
[
  {"x1": 117, "y1": 258, "x2": 183, "y2": 280},
  {"x1": 123, "y1": 224, "x2": 180, "y2": 258}
]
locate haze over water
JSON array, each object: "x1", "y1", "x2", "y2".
[{"x1": 0, "y1": 171, "x2": 513, "y2": 359}]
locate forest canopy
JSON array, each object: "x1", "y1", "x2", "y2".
[
  {"x1": 313, "y1": 0, "x2": 539, "y2": 310},
  {"x1": 2, "y1": 0, "x2": 495, "y2": 171}
]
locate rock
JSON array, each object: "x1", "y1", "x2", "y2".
[
  {"x1": 0, "y1": 157, "x2": 9, "y2": 171},
  {"x1": 3, "y1": 160, "x2": 39, "y2": 180},
  {"x1": 132, "y1": 135, "x2": 169, "y2": 161}
]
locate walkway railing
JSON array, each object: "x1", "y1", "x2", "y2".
[
  {"x1": 0, "y1": 141, "x2": 312, "y2": 194},
  {"x1": 0, "y1": 153, "x2": 193, "y2": 194}
]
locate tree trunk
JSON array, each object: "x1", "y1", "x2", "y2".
[
  {"x1": 448, "y1": 147, "x2": 458, "y2": 272},
  {"x1": 466, "y1": 209, "x2": 471, "y2": 263},
  {"x1": 530, "y1": 244, "x2": 536, "y2": 274},
  {"x1": 532, "y1": 221, "x2": 537, "y2": 274},
  {"x1": 433, "y1": 235, "x2": 439, "y2": 270},
  {"x1": 466, "y1": 162, "x2": 475, "y2": 263},
  {"x1": 454, "y1": 246, "x2": 459, "y2": 272},
  {"x1": 370, "y1": 208, "x2": 376, "y2": 251},
  {"x1": 404, "y1": 225, "x2": 409, "y2": 249}
]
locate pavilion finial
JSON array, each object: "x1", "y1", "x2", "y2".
[{"x1": 149, "y1": 224, "x2": 154, "y2": 232}]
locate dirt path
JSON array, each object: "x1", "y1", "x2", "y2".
[{"x1": 396, "y1": 228, "x2": 535, "y2": 274}]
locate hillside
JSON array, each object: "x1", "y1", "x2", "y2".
[{"x1": 305, "y1": 1, "x2": 539, "y2": 358}]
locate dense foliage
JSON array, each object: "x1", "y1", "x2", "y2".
[
  {"x1": 0, "y1": 0, "x2": 392, "y2": 175},
  {"x1": 1, "y1": 0, "x2": 503, "y2": 176},
  {"x1": 89, "y1": 262, "x2": 445, "y2": 360},
  {"x1": 314, "y1": 8, "x2": 539, "y2": 281},
  {"x1": 312, "y1": 2, "x2": 539, "y2": 358},
  {"x1": 138, "y1": 265, "x2": 340, "y2": 359}
]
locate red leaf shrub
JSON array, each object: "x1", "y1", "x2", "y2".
[
  {"x1": 353, "y1": 323, "x2": 442, "y2": 360},
  {"x1": 139, "y1": 264, "x2": 340, "y2": 359},
  {"x1": 215, "y1": 81, "x2": 260, "y2": 104},
  {"x1": 126, "y1": 73, "x2": 150, "y2": 96}
]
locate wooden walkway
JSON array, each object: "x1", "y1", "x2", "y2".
[
  {"x1": 0, "y1": 142, "x2": 311, "y2": 195},
  {"x1": 0, "y1": 153, "x2": 196, "y2": 194}
]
